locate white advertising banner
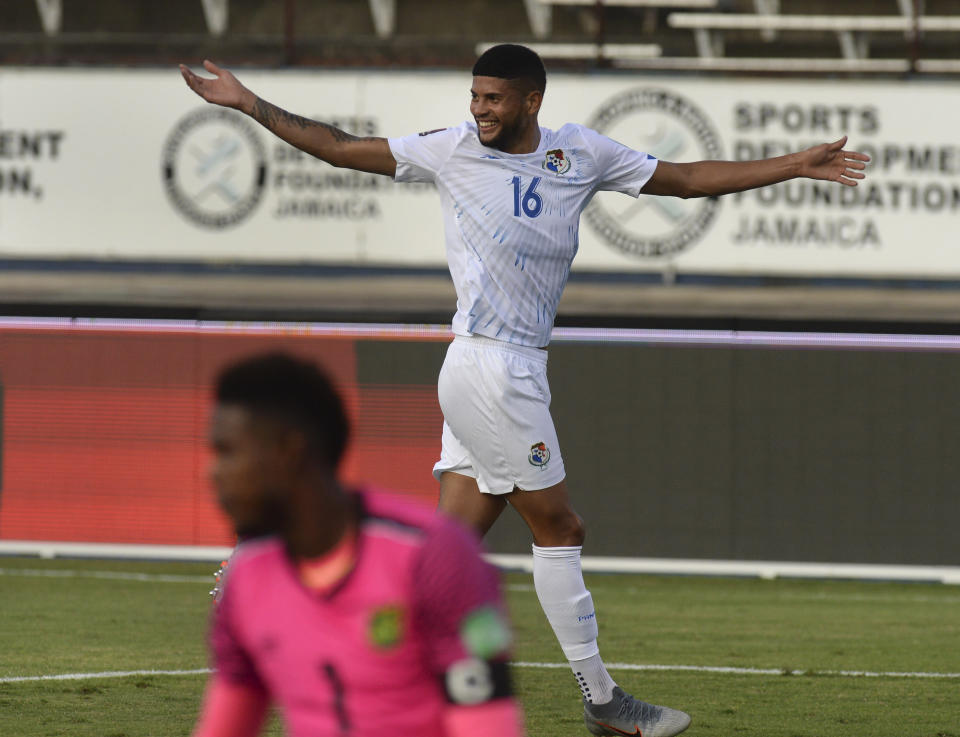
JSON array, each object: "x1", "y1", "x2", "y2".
[{"x1": 0, "y1": 67, "x2": 956, "y2": 278}]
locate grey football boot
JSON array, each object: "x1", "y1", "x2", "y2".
[
  {"x1": 209, "y1": 558, "x2": 229, "y2": 603},
  {"x1": 209, "y1": 544, "x2": 240, "y2": 603},
  {"x1": 583, "y1": 687, "x2": 691, "y2": 736}
]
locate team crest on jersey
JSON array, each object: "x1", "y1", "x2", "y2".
[
  {"x1": 528, "y1": 441, "x2": 551, "y2": 468},
  {"x1": 543, "y1": 148, "x2": 571, "y2": 175},
  {"x1": 369, "y1": 604, "x2": 405, "y2": 649}
]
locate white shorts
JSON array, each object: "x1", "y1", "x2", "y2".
[{"x1": 433, "y1": 334, "x2": 566, "y2": 495}]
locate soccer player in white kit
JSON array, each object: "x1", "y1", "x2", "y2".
[{"x1": 181, "y1": 45, "x2": 869, "y2": 737}]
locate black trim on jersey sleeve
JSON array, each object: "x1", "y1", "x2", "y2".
[{"x1": 442, "y1": 658, "x2": 513, "y2": 705}]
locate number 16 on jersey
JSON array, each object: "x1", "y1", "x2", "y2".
[{"x1": 512, "y1": 176, "x2": 543, "y2": 219}]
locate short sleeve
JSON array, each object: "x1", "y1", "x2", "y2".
[
  {"x1": 209, "y1": 585, "x2": 268, "y2": 693},
  {"x1": 411, "y1": 518, "x2": 512, "y2": 675},
  {"x1": 582, "y1": 126, "x2": 659, "y2": 197},
  {"x1": 388, "y1": 124, "x2": 464, "y2": 184}
]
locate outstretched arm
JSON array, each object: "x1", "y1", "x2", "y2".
[
  {"x1": 180, "y1": 60, "x2": 397, "y2": 177},
  {"x1": 641, "y1": 136, "x2": 869, "y2": 198}
]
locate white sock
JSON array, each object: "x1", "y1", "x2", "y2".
[
  {"x1": 532, "y1": 544, "x2": 618, "y2": 704},
  {"x1": 571, "y1": 652, "x2": 618, "y2": 705}
]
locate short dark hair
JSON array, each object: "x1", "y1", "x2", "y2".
[
  {"x1": 215, "y1": 352, "x2": 349, "y2": 467},
  {"x1": 472, "y1": 44, "x2": 546, "y2": 94}
]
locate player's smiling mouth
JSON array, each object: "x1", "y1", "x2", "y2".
[{"x1": 477, "y1": 120, "x2": 498, "y2": 133}]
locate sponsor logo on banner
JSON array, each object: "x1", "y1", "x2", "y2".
[
  {"x1": 162, "y1": 108, "x2": 268, "y2": 228},
  {"x1": 584, "y1": 88, "x2": 723, "y2": 259},
  {"x1": 0, "y1": 127, "x2": 65, "y2": 201}
]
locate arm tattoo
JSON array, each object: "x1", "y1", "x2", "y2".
[{"x1": 251, "y1": 97, "x2": 378, "y2": 144}]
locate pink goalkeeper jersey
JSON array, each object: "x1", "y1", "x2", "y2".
[{"x1": 210, "y1": 489, "x2": 509, "y2": 737}]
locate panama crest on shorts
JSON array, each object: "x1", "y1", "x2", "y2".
[
  {"x1": 528, "y1": 441, "x2": 551, "y2": 468},
  {"x1": 543, "y1": 148, "x2": 571, "y2": 175}
]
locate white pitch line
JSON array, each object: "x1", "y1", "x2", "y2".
[
  {"x1": 0, "y1": 669, "x2": 211, "y2": 684},
  {"x1": 776, "y1": 591, "x2": 960, "y2": 605},
  {"x1": 513, "y1": 662, "x2": 960, "y2": 679},
  {"x1": 7, "y1": 570, "x2": 959, "y2": 605},
  {"x1": 0, "y1": 568, "x2": 211, "y2": 584},
  {"x1": 505, "y1": 583, "x2": 536, "y2": 592},
  {"x1": 6, "y1": 571, "x2": 960, "y2": 604},
  {"x1": 5, "y1": 662, "x2": 960, "y2": 685}
]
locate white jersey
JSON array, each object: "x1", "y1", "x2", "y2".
[{"x1": 389, "y1": 122, "x2": 658, "y2": 347}]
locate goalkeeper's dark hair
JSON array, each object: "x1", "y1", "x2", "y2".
[
  {"x1": 473, "y1": 44, "x2": 546, "y2": 94},
  {"x1": 216, "y1": 352, "x2": 349, "y2": 468}
]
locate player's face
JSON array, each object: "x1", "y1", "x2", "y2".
[
  {"x1": 470, "y1": 76, "x2": 540, "y2": 153},
  {"x1": 208, "y1": 404, "x2": 291, "y2": 538}
]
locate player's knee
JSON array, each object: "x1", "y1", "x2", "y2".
[
  {"x1": 557, "y1": 510, "x2": 585, "y2": 546},
  {"x1": 568, "y1": 512, "x2": 586, "y2": 546},
  {"x1": 536, "y1": 510, "x2": 584, "y2": 547}
]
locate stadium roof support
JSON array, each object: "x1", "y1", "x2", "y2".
[
  {"x1": 200, "y1": 0, "x2": 229, "y2": 37},
  {"x1": 369, "y1": 0, "x2": 397, "y2": 39},
  {"x1": 539, "y1": 0, "x2": 718, "y2": 6},
  {"x1": 524, "y1": 0, "x2": 553, "y2": 39},
  {"x1": 526, "y1": 0, "x2": 720, "y2": 50},
  {"x1": 35, "y1": 0, "x2": 61, "y2": 35},
  {"x1": 752, "y1": 0, "x2": 780, "y2": 43}
]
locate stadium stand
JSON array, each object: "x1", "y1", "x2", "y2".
[
  {"x1": 666, "y1": 4, "x2": 960, "y2": 72},
  {"x1": 2, "y1": 0, "x2": 957, "y2": 73}
]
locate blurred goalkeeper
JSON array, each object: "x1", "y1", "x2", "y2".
[
  {"x1": 193, "y1": 353, "x2": 523, "y2": 737},
  {"x1": 182, "y1": 44, "x2": 869, "y2": 737}
]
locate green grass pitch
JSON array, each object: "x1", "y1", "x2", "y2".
[{"x1": 1, "y1": 556, "x2": 958, "y2": 737}]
